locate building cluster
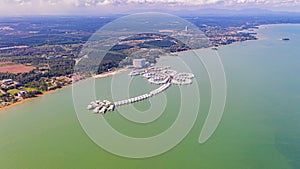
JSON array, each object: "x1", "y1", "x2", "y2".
[
  {"x1": 147, "y1": 72, "x2": 170, "y2": 85},
  {"x1": 43, "y1": 76, "x2": 82, "y2": 90},
  {"x1": 87, "y1": 100, "x2": 115, "y2": 114},
  {"x1": 172, "y1": 73, "x2": 195, "y2": 85},
  {"x1": 44, "y1": 75, "x2": 84, "y2": 91},
  {"x1": 202, "y1": 25, "x2": 258, "y2": 46},
  {"x1": 0, "y1": 79, "x2": 20, "y2": 90},
  {"x1": 0, "y1": 79, "x2": 33, "y2": 107},
  {"x1": 130, "y1": 66, "x2": 194, "y2": 86},
  {"x1": 0, "y1": 74, "x2": 85, "y2": 108}
]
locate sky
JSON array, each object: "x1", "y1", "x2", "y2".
[{"x1": 0, "y1": 0, "x2": 299, "y2": 15}]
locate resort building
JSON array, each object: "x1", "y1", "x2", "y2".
[{"x1": 133, "y1": 59, "x2": 146, "y2": 68}]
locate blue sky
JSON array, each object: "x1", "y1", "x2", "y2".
[{"x1": 0, "y1": 0, "x2": 299, "y2": 15}]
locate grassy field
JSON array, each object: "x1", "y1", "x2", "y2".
[
  {"x1": 7, "y1": 89, "x2": 20, "y2": 96},
  {"x1": 24, "y1": 88, "x2": 38, "y2": 92},
  {"x1": 7, "y1": 88, "x2": 40, "y2": 96}
]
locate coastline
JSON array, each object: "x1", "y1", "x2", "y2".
[
  {"x1": 2, "y1": 23, "x2": 294, "y2": 113},
  {"x1": 0, "y1": 97, "x2": 36, "y2": 113},
  {"x1": 0, "y1": 84, "x2": 70, "y2": 113},
  {"x1": 93, "y1": 68, "x2": 128, "y2": 79},
  {"x1": 0, "y1": 68, "x2": 128, "y2": 112}
]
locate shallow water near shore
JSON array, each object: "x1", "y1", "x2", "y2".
[{"x1": 0, "y1": 24, "x2": 300, "y2": 169}]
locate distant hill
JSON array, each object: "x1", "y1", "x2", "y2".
[{"x1": 173, "y1": 8, "x2": 300, "y2": 17}]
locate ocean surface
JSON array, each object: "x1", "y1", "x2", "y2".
[{"x1": 0, "y1": 24, "x2": 300, "y2": 169}]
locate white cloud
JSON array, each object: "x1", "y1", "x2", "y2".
[
  {"x1": 0, "y1": 0, "x2": 299, "y2": 15},
  {"x1": 3, "y1": 0, "x2": 300, "y2": 6}
]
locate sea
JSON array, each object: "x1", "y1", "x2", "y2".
[{"x1": 0, "y1": 24, "x2": 300, "y2": 169}]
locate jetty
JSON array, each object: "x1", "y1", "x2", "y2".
[{"x1": 87, "y1": 66, "x2": 195, "y2": 114}]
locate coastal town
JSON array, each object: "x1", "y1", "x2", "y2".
[
  {"x1": 198, "y1": 21, "x2": 259, "y2": 46},
  {"x1": 0, "y1": 15, "x2": 285, "y2": 110},
  {"x1": 0, "y1": 25, "x2": 257, "y2": 109}
]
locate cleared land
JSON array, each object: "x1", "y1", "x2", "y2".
[{"x1": 0, "y1": 62, "x2": 35, "y2": 74}]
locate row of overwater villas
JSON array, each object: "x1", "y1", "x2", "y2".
[
  {"x1": 171, "y1": 73, "x2": 194, "y2": 85},
  {"x1": 171, "y1": 78, "x2": 193, "y2": 85},
  {"x1": 114, "y1": 82, "x2": 172, "y2": 107},
  {"x1": 149, "y1": 82, "x2": 172, "y2": 95},
  {"x1": 129, "y1": 66, "x2": 171, "y2": 76},
  {"x1": 148, "y1": 76, "x2": 170, "y2": 85},
  {"x1": 86, "y1": 83, "x2": 171, "y2": 114}
]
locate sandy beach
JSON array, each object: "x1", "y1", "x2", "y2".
[{"x1": 93, "y1": 68, "x2": 128, "y2": 79}]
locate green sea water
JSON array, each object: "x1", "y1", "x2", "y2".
[{"x1": 0, "y1": 24, "x2": 300, "y2": 169}]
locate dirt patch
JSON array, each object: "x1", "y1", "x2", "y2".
[{"x1": 0, "y1": 62, "x2": 35, "y2": 74}]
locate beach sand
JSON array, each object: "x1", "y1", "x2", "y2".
[{"x1": 93, "y1": 68, "x2": 128, "y2": 79}]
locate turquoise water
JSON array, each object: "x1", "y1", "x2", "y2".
[{"x1": 0, "y1": 24, "x2": 300, "y2": 168}]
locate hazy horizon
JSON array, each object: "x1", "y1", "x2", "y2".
[{"x1": 0, "y1": 0, "x2": 300, "y2": 16}]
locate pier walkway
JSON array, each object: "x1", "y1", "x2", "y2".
[{"x1": 87, "y1": 66, "x2": 194, "y2": 114}]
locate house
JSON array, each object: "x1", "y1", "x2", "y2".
[
  {"x1": 2, "y1": 79, "x2": 13, "y2": 84},
  {"x1": 17, "y1": 91, "x2": 28, "y2": 97}
]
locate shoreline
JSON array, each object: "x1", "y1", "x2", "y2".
[
  {"x1": 0, "y1": 84, "x2": 70, "y2": 113},
  {"x1": 2, "y1": 23, "x2": 296, "y2": 112},
  {"x1": 0, "y1": 97, "x2": 36, "y2": 113},
  {"x1": 93, "y1": 68, "x2": 128, "y2": 79},
  {"x1": 0, "y1": 68, "x2": 128, "y2": 112}
]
